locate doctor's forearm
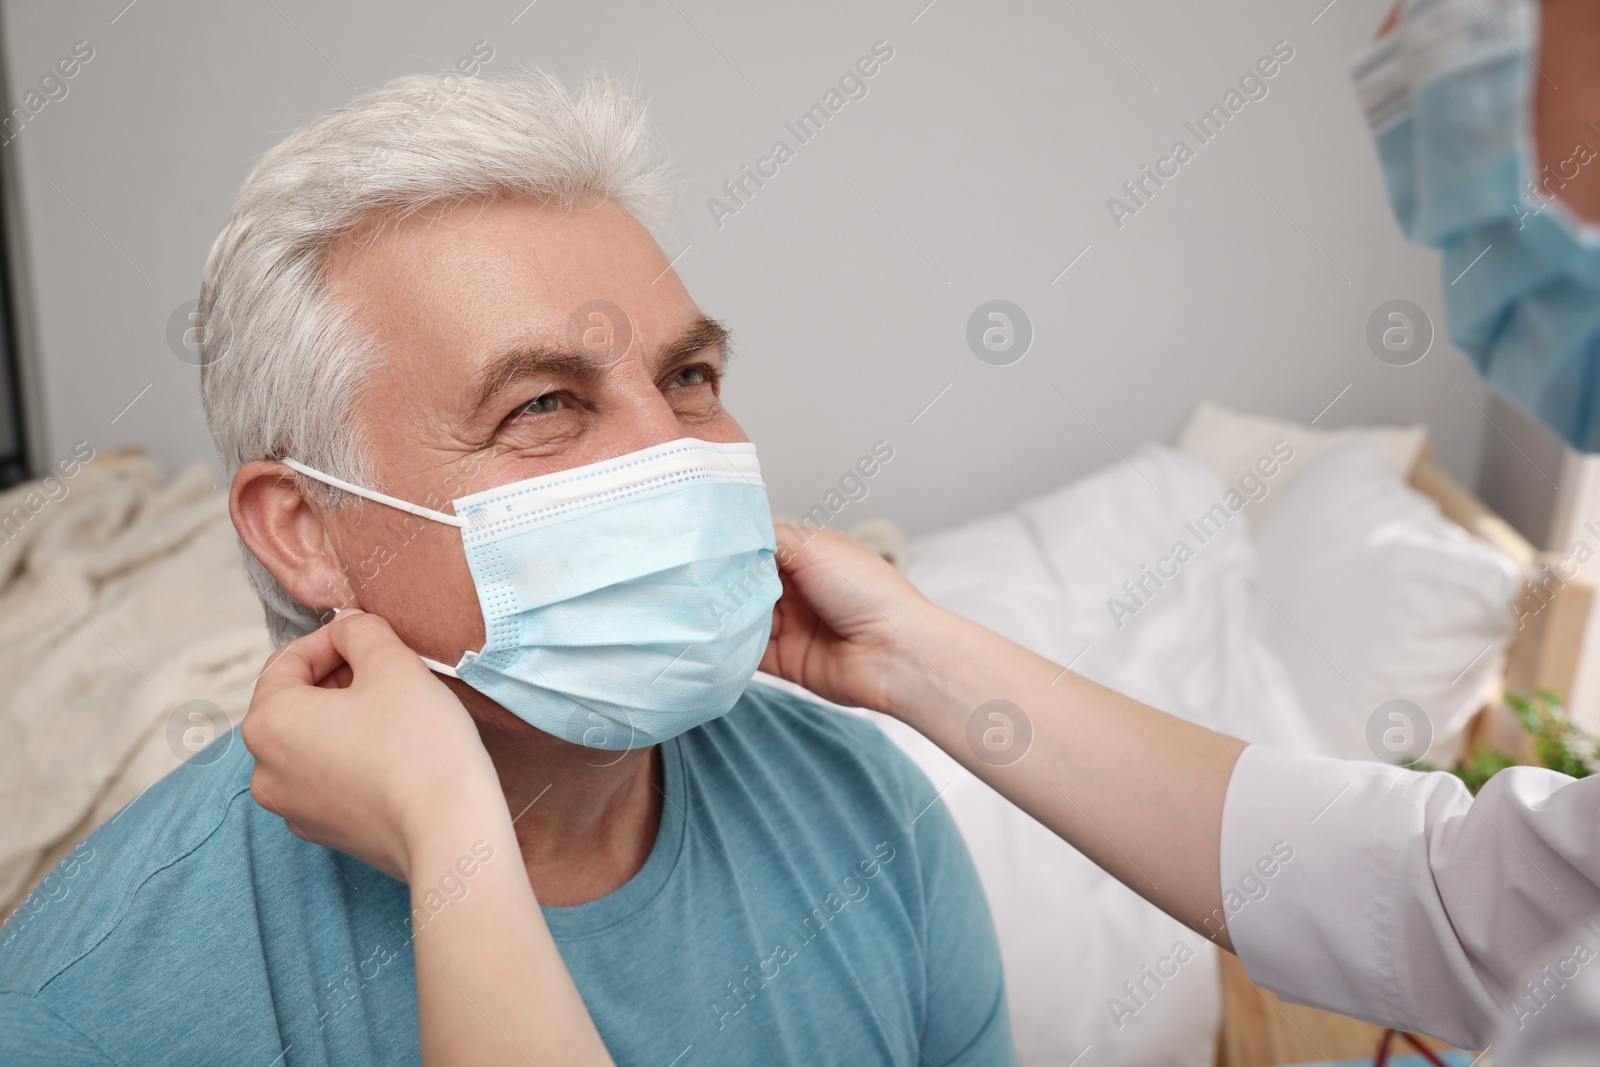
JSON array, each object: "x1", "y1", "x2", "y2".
[
  {"x1": 408, "y1": 792, "x2": 614, "y2": 1067},
  {"x1": 884, "y1": 607, "x2": 1247, "y2": 951}
]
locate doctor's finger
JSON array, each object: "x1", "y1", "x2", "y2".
[
  {"x1": 324, "y1": 609, "x2": 429, "y2": 680},
  {"x1": 772, "y1": 523, "x2": 811, "y2": 568},
  {"x1": 316, "y1": 661, "x2": 356, "y2": 690},
  {"x1": 254, "y1": 624, "x2": 345, "y2": 699}
]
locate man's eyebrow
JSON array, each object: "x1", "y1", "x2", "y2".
[
  {"x1": 467, "y1": 314, "x2": 732, "y2": 421},
  {"x1": 653, "y1": 315, "x2": 732, "y2": 375},
  {"x1": 467, "y1": 345, "x2": 596, "y2": 421}
]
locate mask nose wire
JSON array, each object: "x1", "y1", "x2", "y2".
[{"x1": 279, "y1": 457, "x2": 465, "y2": 528}]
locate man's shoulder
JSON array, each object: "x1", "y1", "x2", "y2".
[
  {"x1": 0, "y1": 727, "x2": 262, "y2": 993},
  {"x1": 726, "y1": 676, "x2": 911, "y2": 754},
  {"x1": 0, "y1": 726, "x2": 410, "y2": 1064},
  {"x1": 698, "y1": 679, "x2": 938, "y2": 817}
]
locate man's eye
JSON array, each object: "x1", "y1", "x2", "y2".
[
  {"x1": 514, "y1": 393, "x2": 563, "y2": 417},
  {"x1": 670, "y1": 366, "x2": 709, "y2": 388}
]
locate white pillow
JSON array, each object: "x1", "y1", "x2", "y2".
[
  {"x1": 904, "y1": 444, "x2": 1322, "y2": 751},
  {"x1": 1252, "y1": 440, "x2": 1523, "y2": 765},
  {"x1": 1177, "y1": 401, "x2": 1428, "y2": 526}
]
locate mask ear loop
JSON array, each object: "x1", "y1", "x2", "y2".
[
  {"x1": 280, "y1": 457, "x2": 465, "y2": 528},
  {"x1": 418, "y1": 654, "x2": 464, "y2": 679},
  {"x1": 293, "y1": 460, "x2": 472, "y2": 680}
]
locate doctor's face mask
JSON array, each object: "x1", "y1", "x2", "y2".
[
  {"x1": 284, "y1": 438, "x2": 783, "y2": 750},
  {"x1": 1353, "y1": 0, "x2": 1600, "y2": 451}
]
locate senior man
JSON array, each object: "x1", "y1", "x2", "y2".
[{"x1": 0, "y1": 70, "x2": 1012, "y2": 1065}]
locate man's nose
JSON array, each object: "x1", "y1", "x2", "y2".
[{"x1": 602, "y1": 374, "x2": 696, "y2": 454}]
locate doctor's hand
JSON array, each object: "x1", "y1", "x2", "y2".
[
  {"x1": 241, "y1": 609, "x2": 506, "y2": 884},
  {"x1": 759, "y1": 523, "x2": 943, "y2": 716}
]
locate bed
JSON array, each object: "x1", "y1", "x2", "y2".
[
  {"x1": 0, "y1": 404, "x2": 1587, "y2": 1066},
  {"x1": 818, "y1": 403, "x2": 1589, "y2": 1066}
]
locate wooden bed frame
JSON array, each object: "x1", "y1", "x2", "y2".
[{"x1": 1213, "y1": 450, "x2": 1594, "y2": 1067}]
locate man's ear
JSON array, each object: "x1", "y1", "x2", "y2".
[{"x1": 230, "y1": 459, "x2": 358, "y2": 612}]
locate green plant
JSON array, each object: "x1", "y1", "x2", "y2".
[
  {"x1": 1427, "y1": 689, "x2": 1596, "y2": 794},
  {"x1": 1444, "y1": 742, "x2": 1519, "y2": 795},
  {"x1": 1508, "y1": 689, "x2": 1598, "y2": 780}
]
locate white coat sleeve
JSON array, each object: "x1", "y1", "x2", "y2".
[{"x1": 1219, "y1": 743, "x2": 1600, "y2": 1050}]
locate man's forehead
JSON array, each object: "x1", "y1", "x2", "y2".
[
  {"x1": 325, "y1": 195, "x2": 673, "y2": 310},
  {"x1": 321, "y1": 196, "x2": 703, "y2": 395}
]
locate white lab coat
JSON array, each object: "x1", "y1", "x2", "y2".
[{"x1": 1221, "y1": 744, "x2": 1600, "y2": 1060}]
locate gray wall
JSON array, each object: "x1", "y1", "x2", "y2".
[{"x1": 0, "y1": 0, "x2": 1495, "y2": 536}]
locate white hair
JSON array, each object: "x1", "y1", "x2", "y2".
[{"x1": 198, "y1": 68, "x2": 680, "y2": 647}]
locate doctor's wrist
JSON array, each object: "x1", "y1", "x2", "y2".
[
  {"x1": 874, "y1": 604, "x2": 1000, "y2": 729},
  {"x1": 396, "y1": 774, "x2": 511, "y2": 885},
  {"x1": 877, "y1": 604, "x2": 1072, "y2": 753}
]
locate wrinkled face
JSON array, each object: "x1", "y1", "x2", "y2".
[{"x1": 315, "y1": 194, "x2": 746, "y2": 727}]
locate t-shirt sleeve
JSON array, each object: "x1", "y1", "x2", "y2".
[
  {"x1": 895, "y1": 749, "x2": 1016, "y2": 1066},
  {"x1": 0, "y1": 992, "x2": 115, "y2": 1066}
]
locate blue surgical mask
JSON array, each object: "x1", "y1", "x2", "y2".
[
  {"x1": 1353, "y1": 0, "x2": 1600, "y2": 451},
  {"x1": 284, "y1": 439, "x2": 782, "y2": 750}
]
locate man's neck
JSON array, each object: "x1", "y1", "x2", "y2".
[{"x1": 473, "y1": 715, "x2": 664, "y2": 908}]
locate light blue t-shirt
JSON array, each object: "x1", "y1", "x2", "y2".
[{"x1": 0, "y1": 682, "x2": 1014, "y2": 1065}]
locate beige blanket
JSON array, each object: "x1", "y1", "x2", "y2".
[{"x1": 0, "y1": 451, "x2": 272, "y2": 919}]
